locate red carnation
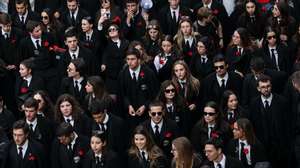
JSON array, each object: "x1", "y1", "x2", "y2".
[
  {"x1": 261, "y1": 6, "x2": 267, "y2": 13},
  {"x1": 211, "y1": 131, "x2": 219, "y2": 139},
  {"x1": 137, "y1": 21, "x2": 143, "y2": 27},
  {"x1": 43, "y1": 41, "x2": 49, "y2": 47},
  {"x1": 235, "y1": 51, "x2": 241, "y2": 57},
  {"x1": 11, "y1": 37, "x2": 16, "y2": 44},
  {"x1": 164, "y1": 132, "x2": 172, "y2": 138},
  {"x1": 20, "y1": 87, "x2": 28, "y2": 94},
  {"x1": 78, "y1": 149, "x2": 84, "y2": 156},
  {"x1": 243, "y1": 148, "x2": 249, "y2": 155},
  {"x1": 139, "y1": 71, "x2": 145, "y2": 78},
  {"x1": 28, "y1": 153, "x2": 36, "y2": 161},
  {"x1": 112, "y1": 16, "x2": 121, "y2": 25},
  {"x1": 159, "y1": 58, "x2": 165, "y2": 64},
  {"x1": 212, "y1": 9, "x2": 219, "y2": 15},
  {"x1": 187, "y1": 51, "x2": 193, "y2": 57}
]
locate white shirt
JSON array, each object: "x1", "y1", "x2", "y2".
[
  {"x1": 29, "y1": 0, "x2": 35, "y2": 11},
  {"x1": 208, "y1": 124, "x2": 215, "y2": 139},
  {"x1": 69, "y1": 47, "x2": 80, "y2": 59},
  {"x1": 139, "y1": 150, "x2": 148, "y2": 160},
  {"x1": 151, "y1": 120, "x2": 163, "y2": 133},
  {"x1": 98, "y1": 113, "x2": 109, "y2": 130},
  {"x1": 261, "y1": 94, "x2": 273, "y2": 108},
  {"x1": 214, "y1": 154, "x2": 226, "y2": 168},
  {"x1": 30, "y1": 36, "x2": 41, "y2": 49},
  {"x1": 19, "y1": 10, "x2": 28, "y2": 23},
  {"x1": 239, "y1": 139, "x2": 252, "y2": 165},
  {"x1": 64, "y1": 116, "x2": 74, "y2": 126},
  {"x1": 17, "y1": 139, "x2": 29, "y2": 158},
  {"x1": 0, "y1": 0, "x2": 8, "y2": 13},
  {"x1": 203, "y1": 1, "x2": 212, "y2": 8},
  {"x1": 26, "y1": 118, "x2": 38, "y2": 131},
  {"x1": 200, "y1": 55, "x2": 208, "y2": 63},
  {"x1": 216, "y1": 73, "x2": 229, "y2": 87},
  {"x1": 268, "y1": 46, "x2": 279, "y2": 70},
  {"x1": 23, "y1": 75, "x2": 33, "y2": 87},
  {"x1": 85, "y1": 30, "x2": 93, "y2": 41},
  {"x1": 170, "y1": 7, "x2": 180, "y2": 22},
  {"x1": 70, "y1": 8, "x2": 79, "y2": 19},
  {"x1": 223, "y1": 0, "x2": 235, "y2": 16},
  {"x1": 153, "y1": 54, "x2": 168, "y2": 71},
  {"x1": 1, "y1": 29, "x2": 10, "y2": 38},
  {"x1": 69, "y1": 132, "x2": 78, "y2": 150},
  {"x1": 73, "y1": 77, "x2": 84, "y2": 91},
  {"x1": 129, "y1": 65, "x2": 141, "y2": 80},
  {"x1": 112, "y1": 39, "x2": 121, "y2": 48},
  {"x1": 184, "y1": 36, "x2": 193, "y2": 48}
]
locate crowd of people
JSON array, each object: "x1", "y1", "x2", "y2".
[{"x1": 0, "y1": 0, "x2": 300, "y2": 167}]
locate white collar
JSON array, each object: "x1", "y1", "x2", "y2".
[
  {"x1": 214, "y1": 154, "x2": 226, "y2": 168},
  {"x1": 69, "y1": 47, "x2": 79, "y2": 57},
  {"x1": 70, "y1": 8, "x2": 79, "y2": 17},
  {"x1": 1, "y1": 29, "x2": 10, "y2": 37},
  {"x1": 69, "y1": 132, "x2": 78, "y2": 148},
  {"x1": 86, "y1": 30, "x2": 93, "y2": 37},
  {"x1": 26, "y1": 117, "x2": 37, "y2": 129},
  {"x1": 151, "y1": 119, "x2": 163, "y2": 131},
  {"x1": 30, "y1": 36, "x2": 41, "y2": 46},
  {"x1": 19, "y1": 10, "x2": 28, "y2": 19},
  {"x1": 73, "y1": 77, "x2": 84, "y2": 84},
  {"x1": 129, "y1": 65, "x2": 141, "y2": 79},
  {"x1": 239, "y1": 139, "x2": 248, "y2": 146},
  {"x1": 216, "y1": 72, "x2": 229, "y2": 82},
  {"x1": 261, "y1": 94, "x2": 273, "y2": 103},
  {"x1": 102, "y1": 113, "x2": 109, "y2": 124},
  {"x1": 17, "y1": 139, "x2": 29, "y2": 157},
  {"x1": 23, "y1": 75, "x2": 32, "y2": 86},
  {"x1": 203, "y1": 1, "x2": 212, "y2": 8}
]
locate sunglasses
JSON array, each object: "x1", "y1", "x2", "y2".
[
  {"x1": 41, "y1": 16, "x2": 49, "y2": 19},
  {"x1": 214, "y1": 65, "x2": 225, "y2": 70},
  {"x1": 267, "y1": 35, "x2": 276, "y2": 40},
  {"x1": 147, "y1": 25, "x2": 158, "y2": 30},
  {"x1": 151, "y1": 112, "x2": 163, "y2": 116},
  {"x1": 165, "y1": 89, "x2": 175, "y2": 93},
  {"x1": 203, "y1": 112, "x2": 216, "y2": 116},
  {"x1": 108, "y1": 28, "x2": 117, "y2": 32}
]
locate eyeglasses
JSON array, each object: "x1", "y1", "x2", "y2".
[
  {"x1": 108, "y1": 27, "x2": 117, "y2": 32},
  {"x1": 151, "y1": 112, "x2": 163, "y2": 116},
  {"x1": 165, "y1": 89, "x2": 175, "y2": 93},
  {"x1": 203, "y1": 112, "x2": 216, "y2": 116},
  {"x1": 267, "y1": 35, "x2": 276, "y2": 40},
  {"x1": 41, "y1": 16, "x2": 49, "y2": 20},
  {"x1": 214, "y1": 65, "x2": 225, "y2": 70},
  {"x1": 147, "y1": 25, "x2": 158, "y2": 30}
]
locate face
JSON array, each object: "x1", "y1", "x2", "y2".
[
  {"x1": 292, "y1": 81, "x2": 300, "y2": 93},
  {"x1": 164, "y1": 85, "x2": 176, "y2": 100},
  {"x1": 168, "y1": 0, "x2": 180, "y2": 9},
  {"x1": 126, "y1": 55, "x2": 140, "y2": 70},
  {"x1": 257, "y1": 81, "x2": 272, "y2": 97},
  {"x1": 19, "y1": 64, "x2": 31, "y2": 77},
  {"x1": 180, "y1": 21, "x2": 192, "y2": 36},
  {"x1": 171, "y1": 144, "x2": 179, "y2": 159},
  {"x1": 67, "y1": 63, "x2": 79, "y2": 78},
  {"x1": 134, "y1": 134, "x2": 146, "y2": 150},
  {"x1": 126, "y1": 2, "x2": 138, "y2": 13},
  {"x1": 232, "y1": 31, "x2": 241, "y2": 46},
  {"x1": 272, "y1": 5, "x2": 280, "y2": 17},
  {"x1": 232, "y1": 122, "x2": 245, "y2": 139},
  {"x1": 108, "y1": 26, "x2": 119, "y2": 38},
  {"x1": 148, "y1": 29, "x2": 159, "y2": 40},
  {"x1": 266, "y1": 31, "x2": 276, "y2": 46},
  {"x1": 204, "y1": 144, "x2": 221, "y2": 162},
  {"x1": 24, "y1": 107, "x2": 37, "y2": 122},
  {"x1": 214, "y1": 61, "x2": 228, "y2": 77},
  {"x1": 92, "y1": 113, "x2": 106, "y2": 124},
  {"x1": 246, "y1": 2, "x2": 255, "y2": 15},
  {"x1": 91, "y1": 136, "x2": 106, "y2": 154},
  {"x1": 85, "y1": 82, "x2": 94, "y2": 93},
  {"x1": 203, "y1": 106, "x2": 217, "y2": 124},
  {"x1": 30, "y1": 25, "x2": 42, "y2": 39},
  {"x1": 202, "y1": 0, "x2": 212, "y2": 5},
  {"x1": 134, "y1": 45, "x2": 144, "y2": 56},
  {"x1": 161, "y1": 40, "x2": 172, "y2": 54},
  {"x1": 67, "y1": 0, "x2": 78, "y2": 13},
  {"x1": 60, "y1": 101, "x2": 73, "y2": 117},
  {"x1": 101, "y1": 0, "x2": 110, "y2": 9},
  {"x1": 16, "y1": 3, "x2": 27, "y2": 15},
  {"x1": 41, "y1": 12, "x2": 50, "y2": 25},
  {"x1": 33, "y1": 94, "x2": 45, "y2": 111},
  {"x1": 227, "y1": 94, "x2": 238, "y2": 110},
  {"x1": 58, "y1": 135, "x2": 72, "y2": 145},
  {"x1": 149, "y1": 106, "x2": 164, "y2": 124},
  {"x1": 197, "y1": 41, "x2": 206, "y2": 55},
  {"x1": 13, "y1": 129, "x2": 28, "y2": 146},
  {"x1": 174, "y1": 64, "x2": 186, "y2": 80},
  {"x1": 65, "y1": 36, "x2": 78, "y2": 51},
  {"x1": 81, "y1": 19, "x2": 92, "y2": 32},
  {"x1": 2, "y1": 23, "x2": 12, "y2": 33}
]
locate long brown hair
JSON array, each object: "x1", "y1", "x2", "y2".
[
  {"x1": 54, "y1": 94, "x2": 83, "y2": 122},
  {"x1": 172, "y1": 137, "x2": 195, "y2": 168},
  {"x1": 236, "y1": 118, "x2": 256, "y2": 145}
]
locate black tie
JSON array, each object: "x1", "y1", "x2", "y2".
[
  {"x1": 132, "y1": 72, "x2": 137, "y2": 81},
  {"x1": 36, "y1": 40, "x2": 41, "y2": 50},
  {"x1": 167, "y1": 106, "x2": 173, "y2": 113},
  {"x1": 95, "y1": 156, "x2": 100, "y2": 164},
  {"x1": 240, "y1": 142, "x2": 248, "y2": 166},
  {"x1": 100, "y1": 123, "x2": 105, "y2": 132},
  {"x1": 217, "y1": 163, "x2": 222, "y2": 168},
  {"x1": 86, "y1": 35, "x2": 90, "y2": 41},
  {"x1": 154, "y1": 125, "x2": 160, "y2": 138},
  {"x1": 264, "y1": 100, "x2": 270, "y2": 110},
  {"x1": 29, "y1": 123, "x2": 34, "y2": 132},
  {"x1": 221, "y1": 79, "x2": 226, "y2": 89},
  {"x1": 250, "y1": 16, "x2": 255, "y2": 23},
  {"x1": 201, "y1": 57, "x2": 206, "y2": 64},
  {"x1": 208, "y1": 126, "x2": 213, "y2": 139},
  {"x1": 270, "y1": 49, "x2": 277, "y2": 68},
  {"x1": 22, "y1": 79, "x2": 28, "y2": 87},
  {"x1": 66, "y1": 118, "x2": 71, "y2": 124},
  {"x1": 141, "y1": 151, "x2": 147, "y2": 163},
  {"x1": 21, "y1": 16, "x2": 25, "y2": 24},
  {"x1": 72, "y1": 54, "x2": 76, "y2": 59},
  {"x1": 172, "y1": 11, "x2": 176, "y2": 22},
  {"x1": 237, "y1": 47, "x2": 242, "y2": 55},
  {"x1": 18, "y1": 146, "x2": 23, "y2": 159},
  {"x1": 228, "y1": 112, "x2": 234, "y2": 121},
  {"x1": 71, "y1": 12, "x2": 76, "y2": 25}
]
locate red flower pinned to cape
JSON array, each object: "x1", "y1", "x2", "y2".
[
  {"x1": 211, "y1": 131, "x2": 219, "y2": 139},
  {"x1": 20, "y1": 87, "x2": 28, "y2": 94},
  {"x1": 261, "y1": 6, "x2": 267, "y2": 13},
  {"x1": 187, "y1": 51, "x2": 193, "y2": 57},
  {"x1": 28, "y1": 153, "x2": 36, "y2": 161},
  {"x1": 164, "y1": 132, "x2": 172, "y2": 138},
  {"x1": 11, "y1": 37, "x2": 16, "y2": 44},
  {"x1": 243, "y1": 148, "x2": 249, "y2": 155},
  {"x1": 112, "y1": 16, "x2": 121, "y2": 25},
  {"x1": 235, "y1": 51, "x2": 241, "y2": 57},
  {"x1": 139, "y1": 71, "x2": 145, "y2": 78},
  {"x1": 78, "y1": 149, "x2": 84, "y2": 156},
  {"x1": 137, "y1": 21, "x2": 143, "y2": 27},
  {"x1": 159, "y1": 58, "x2": 165, "y2": 64},
  {"x1": 212, "y1": 9, "x2": 219, "y2": 15},
  {"x1": 49, "y1": 45, "x2": 66, "y2": 53},
  {"x1": 43, "y1": 41, "x2": 49, "y2": 47}
]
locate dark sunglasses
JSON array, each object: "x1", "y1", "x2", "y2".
[
  {"x1": 151, "y1": 112, "x2": 163, "y2": 116},
  {"x1": 214, "y1": 65, "x2": 225, "y2": 70},
  {"x1": 267, "y1": 35, "x2": 276, "y2": 40},
  {"x1": 108, "y1": 28, "x2": 117, "y2": 32},
  {"x1": 41, "y1": 16, "x2": 49, "y2": 19},
  {"x1": 165, "y1": 89, "x2": 175, "y2": 93},
  {"x1": 203, "y1": 112, "x2": 216, "y2": 116}
]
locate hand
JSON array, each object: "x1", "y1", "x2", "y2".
[
  {"x1": 6, "y1": 65, "x2": 16, "y2": 70},
  {"x1": 142, "y1": 11, "x2": 149, "y2": 21},
  {"x1": 136, "y1": 105, "x2": 146, "y2": 116},
  {"x1": 234, "y1": 70, "x2": 244, "y2": 78},
  {"x1": 128, "y1": 105, "x2": 136, "y2": 116},
  {"x1": 188, "y1": 104, "x2": 196, "y2": 111},
  {"x1": 219, "y1": 39, "x2": 224, "y2": 49},
  {"x1": 126, "y1": 11, "x2": 133, "y2": 25},
  {"x1": 101, "y1": 64, "x2": 106, "y2": 72}
]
